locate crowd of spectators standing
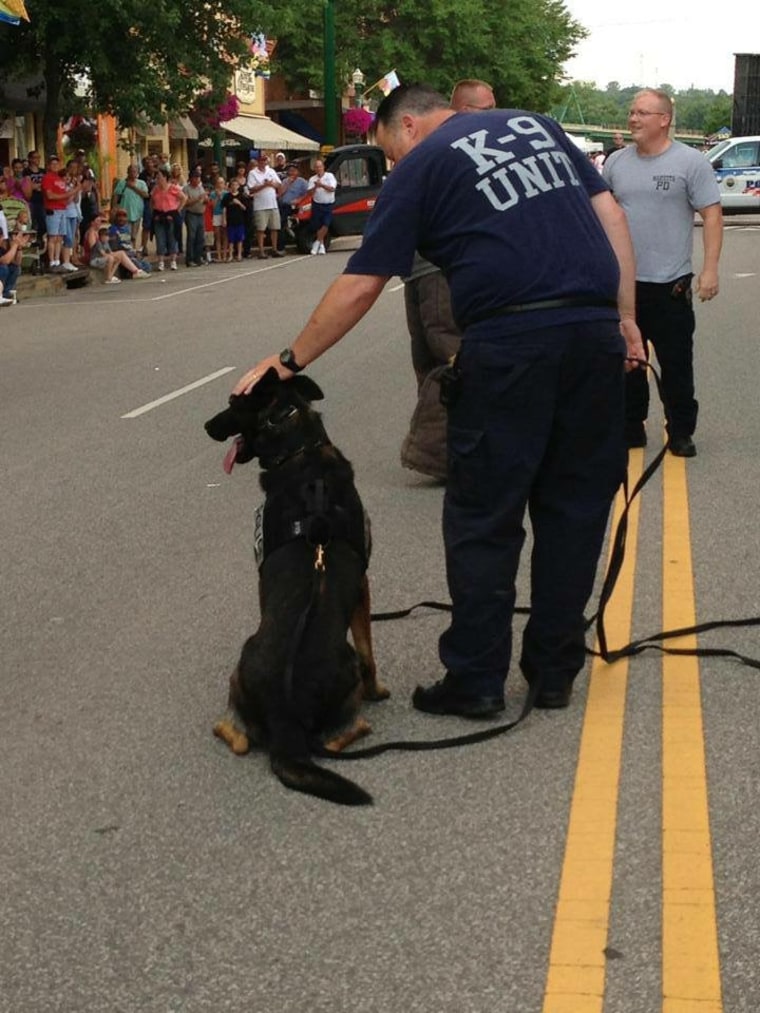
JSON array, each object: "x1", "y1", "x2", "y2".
[{"x1": 0, "y1": 150, "x2": 314, "y2": 303}]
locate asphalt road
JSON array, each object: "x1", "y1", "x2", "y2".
[{"x1": 1, "y1": 226, "x2": 759, "y2": 1013}]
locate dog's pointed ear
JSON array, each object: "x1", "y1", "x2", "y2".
[
  {"x1": 291, "y1": 375, "x2": 324, "y2": 402},
  {"x1": 204, "y1": 407, "x2": 239, "y2": 442},
  {"x1": 257, "y1": 367, "x2": 281, "y2": 390}
]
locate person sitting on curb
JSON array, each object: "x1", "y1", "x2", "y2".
[
  {"x1": 108, "y1": 209, "x2": 152, "y2": 273},
  {"x1": 0, "y1": 227, "x2": 31, "y2": 306},
  {"x1": 82, "y1": 216, "x2": 149, "y2": 284}
]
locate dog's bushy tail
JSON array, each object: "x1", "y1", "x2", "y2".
[
  {"x1": 270, "y1": 721, "x2": 372, "y2": 806},
  {"x1": 271, "y1": 754, "x2": 372, "y2": 806}
]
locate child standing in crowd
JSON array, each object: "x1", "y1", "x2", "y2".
[
  {"x1": 222, "y1": 179, "x2": 249, "y2": 262},
  {"x1": 212, "y1": 176, "x2": 229, "y2": 262}
]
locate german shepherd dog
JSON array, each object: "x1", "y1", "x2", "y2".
[{"x1": 204, "y1": 369, "x2": 389, "y2": 805}]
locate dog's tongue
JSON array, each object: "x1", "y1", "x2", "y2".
[{"x1": 223, "y1": 437, "x2": 243, "y2": 475}]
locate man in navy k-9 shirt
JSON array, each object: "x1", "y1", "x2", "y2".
[{"x1": 233, "y1": 84, "x2": 644, "y2": 717}]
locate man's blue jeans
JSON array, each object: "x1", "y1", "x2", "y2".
[
  {"x1": 185, "y1": 213, "x2": 205, "y2": 265},
  {"x1": 0, "y1": 263, "x2": 20, "y2": 298}
]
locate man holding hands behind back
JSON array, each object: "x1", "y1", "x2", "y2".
[{"x1": 232, "y1": 85, "x2": 644, "y2": 717}]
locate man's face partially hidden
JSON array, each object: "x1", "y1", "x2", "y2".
[{"x1": 375, "y1": 118, "x2": 416, "y2": 166}]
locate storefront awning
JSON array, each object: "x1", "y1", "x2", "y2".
[
  {"x1": 169, "y1": 116, "x2": 198, "y2": 140},
  {"x1": 134, "y1": 120, "x2": 165, "y2": 138},
  {"x1": 278, "y1": 110, "x2": 324, "y2": 145},
  {"x1": 222, "y1": 115, "x2": 319, "y2": 152}
]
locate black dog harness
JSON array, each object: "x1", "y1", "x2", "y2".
[{"x1": 253, "y1": 478, "x2": 371, "y2": 571}]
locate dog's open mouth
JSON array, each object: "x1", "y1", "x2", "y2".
[{"x1": 223, "y1": 437, "x2": 244, "y2": 475}]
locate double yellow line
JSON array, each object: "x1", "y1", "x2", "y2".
[{"x1": 542, "y1": 449, "x2": 722, "y2": 1013}]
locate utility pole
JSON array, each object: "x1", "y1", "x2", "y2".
[{"x1": 323, "y1": 0, "x2": 337, "y2": 148}]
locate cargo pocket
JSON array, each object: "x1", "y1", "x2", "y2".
[{"x1": 447, "y1": 426, "x2": 487, "y2": 506}]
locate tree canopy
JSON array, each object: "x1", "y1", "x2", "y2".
[
  {"x1": 1, "y1": 0, "x2": 589, "y2": 153},
  {"x1": 552, "y1": 80, "x2": 732, "y2": 137},
  {"x1": 270, "y1": 0, "x2": 586, "y2": 111},
  {"x1": 0, "y1": 0, "x2": 259, "y2": 153}
]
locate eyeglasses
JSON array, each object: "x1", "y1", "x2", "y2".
[{"x1": 628, "y1": 109, "x2": 667, "y2": 118}]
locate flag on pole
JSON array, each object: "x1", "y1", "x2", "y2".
[
  {"x1": 249, "y1": 32, "x2": 272, "y2": 78},
  {"x1": 0, "y1": 0, "x2": 30, "y2": 25},
  {"x1": 379, "y1": 70, "x2": 401, "y2": 96}
]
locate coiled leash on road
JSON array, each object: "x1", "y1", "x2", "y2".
[{"x1": 323, "y1": 360, "x2": 760, "y2": 763}]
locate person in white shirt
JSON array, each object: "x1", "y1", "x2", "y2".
[
  {"x1": 305, "y1": 159, "x2": 337, "y2": 255},
  {"x1": 246, "y1": 153, "x2": 283, "y2": 259}
]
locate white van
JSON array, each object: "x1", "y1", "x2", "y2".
[{"x1": 705, "y1": 136, "x2": 760, "y2": 212}]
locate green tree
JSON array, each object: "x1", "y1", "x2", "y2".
[
  {"x1": 0, "y1": 1, "x2": 271, "y2": 154},
  {"x1": 553, "y1": 80, "x2": 733, "y2": 136},
  {"x1": 271, "y1": 0, "x2": 587, "y2": 112}
]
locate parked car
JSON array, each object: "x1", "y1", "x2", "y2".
[
  {"x1": 705, "y1": 136, "x2": 760, "y2": 212},
  {"x1": 291, "y1": 144, "x2": 387, "y2": 253}
]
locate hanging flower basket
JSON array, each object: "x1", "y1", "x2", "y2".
[
  {"x1": 343, "y1": 107, "x2": 374, "y2": 137},
  {"x1": 193, "y1": 92, "x2": 240, "y2": 130}
]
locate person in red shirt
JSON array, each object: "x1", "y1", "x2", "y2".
[{"x1": 41, "y1": 154, "x2": 80, "y2": 270}]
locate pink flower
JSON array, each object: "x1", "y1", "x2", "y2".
[{"x1": 343, "y1": 107, "x2": 374, "y2": 135}]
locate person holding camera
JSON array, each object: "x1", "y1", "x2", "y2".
[{"x1": 0, "y1": 228, "x2": 30, "y2": 306}]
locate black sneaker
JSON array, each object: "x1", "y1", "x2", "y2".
[
  {"x1": 412, "y1": 677, "x2": 504, "y2": 718},
  {"x1": 668, "y1": 435, "x2": 696, "y2": 458},
  {"x1": 625, "y1": 424, "x2": 647, "y2": 449}
]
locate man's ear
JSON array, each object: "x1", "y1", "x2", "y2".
[{"x1": 401, "y1": 112, "x2": 416, "y2": 136}]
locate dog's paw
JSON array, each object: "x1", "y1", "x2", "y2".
[
  {"x1": 363, "y1": 679, "x2": 391, "y2": 702},
  {"x1": 324, "y1": 716, "x2": 372, "y2": 753},
  {"x1": 213, "y1": 714, "x2": 250, "y2": 755}
]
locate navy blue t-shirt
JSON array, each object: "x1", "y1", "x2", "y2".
[{"x1": 347, "y1": 111, "x2": 620, "y2": 335}]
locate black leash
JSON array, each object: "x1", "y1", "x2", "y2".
[{"x1": 325, "y1": 360, "x2": 760, "y2": 763}]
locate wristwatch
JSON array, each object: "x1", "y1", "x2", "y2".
[{"x1": 279, "y1": 347, "x2": 303, "y2": 373}]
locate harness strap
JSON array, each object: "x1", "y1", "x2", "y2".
[{"x1": 283, "y1": 547, "x2": 326, "y2": 708}]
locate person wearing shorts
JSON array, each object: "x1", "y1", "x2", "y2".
[
  {"x1": 41, "y1": 155, "x2": 72, "y2": 271},
  {"x1": 222, "y1": 179, "x2": 249, "y2": 261},
  {"x1": 305, "y1": 158, "x2": 337, "y2": 255},
  {"x1": 212, "y1": 176, "x2": 229, "y2": 261},
  {"x1": 246, "y1": 154, "x2": 283, "y2": 259}
]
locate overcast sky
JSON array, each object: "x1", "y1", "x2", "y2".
[{"x1": 561, "y1": 0, "x2": 757, "y2": 93}]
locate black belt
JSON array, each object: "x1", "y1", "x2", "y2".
[{"x1": 465, "y1": 295, "x2": 617, "y2": 327}]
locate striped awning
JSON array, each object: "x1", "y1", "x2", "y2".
[{"x1": 222, "y1": 115, "x2": 319, "y2": 152}]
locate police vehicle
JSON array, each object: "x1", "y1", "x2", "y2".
[{"x1": 705, "y1": 136, "x2": 760, "y2": 212}]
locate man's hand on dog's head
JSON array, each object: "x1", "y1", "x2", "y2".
[{"x1": 233, "y1": 356, "x2": 294, "y2": 396}]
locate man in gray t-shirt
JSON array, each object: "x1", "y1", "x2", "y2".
[{"x1": 603, "y1": 88, "x2": 722, "y2": 457}]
